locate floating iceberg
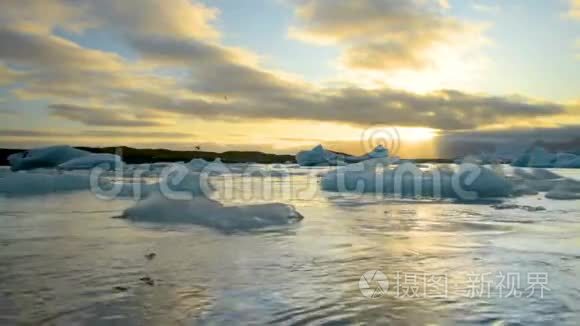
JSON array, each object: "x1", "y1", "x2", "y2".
[
  {"x1": 0, "y1": 173, "x2": 93, "y2": 195},
  {"x1": 511, "y1": 147, "x2": 556, "y2": 168},
  {"x1": 321, "y1": 162, "x2": 513, "y2": 200},
  {"x1": 188, "y1": 158, "x2": 209, "y2": 170},
  {"x1": 511, "y1": 146, "x2": 580, "y2": 168},
  {"x1": 296, "y1": 144, "x2": 390, "y2": 166},
  {"x1": 296, "y1": 145, "x2": 341, "y2": 166},
  {"x1": 118, "y1": 194, "x2": 303, "y2": 232},
  {"x1": 545, "y1": 179, "x2": 580, "y2": 200},
  {"x1": 553, "y1": 154, "x2": 580, "y2": 168},
  {"x1": 345, "y1": 145, "x2": 390, "y2": 163},
  {"x1": 58, "y1": 153, "x2": 123, "y2": 170},
  {"x1": 8, "y1": 145, "x2": 91, "y2": 171}
]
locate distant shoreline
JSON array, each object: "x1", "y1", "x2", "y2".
[{"x1": 0, "y1": 147, "x2": 456, "y2": 165}]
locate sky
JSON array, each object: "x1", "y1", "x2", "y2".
[{"x1": 0, "y1": 0, "x2": 579, "y2": 158}]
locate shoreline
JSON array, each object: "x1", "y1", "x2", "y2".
[{"x1": 0, "y1": 146, "x2": 456, "y2": 165}]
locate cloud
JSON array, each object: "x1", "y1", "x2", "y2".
[
  {"x1": 0, "y1": 0, "x2": 219, "y2": 39},
  {"x1": 0, "y1": 0, "x2": 573, "y2": 142},
  {"x1": 49, "y1": 104, "x2": 167, "y2": 127},
  {"x1": 472, "y1": 3, "x2": 501, "y2": 14},
  {"x1": 88, "y1": 0, "x2": 220, "y2": 40},
  {"x1": 288, "y1": 0, "x2": 486, "y2": 71},
  {"x1": 0, "y1": 28, "x2": 125, "y2": 71},
  {"x1": 0, "y1": 129, "x2": 71, "y2": 137},
  {"x1": 0, "y1": 64, "x2": 21, "y2": 86},
  {"x1": 437, "y1": 125, "x2": 580, "y2": 157},
  {"x1": 0, "y1": 129, "x2": 194, "y2": 139},
  {"x1": 570, "y1": 0, "x2": 580, "y2": 18},
  {"x1": 0, "y1": 0, "x2": 93, "y2": 34}
]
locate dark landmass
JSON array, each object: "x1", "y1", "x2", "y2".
[
  {"x1": 0, "y1": 146, "x2": 295, "y2": 165},
  {"x1": 0, "y1": 146, "x2": 457, "y2": 166}
]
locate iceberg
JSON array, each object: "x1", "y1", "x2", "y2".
[
  {"x1": 118, "y1": 194, "x2": 303, "y2": 232},
  {"x1": 58, "y1": 153, "x2": 123, "y2": 170},
  {"x1": 295, "y1": 144, "x2": 391, "y2": 166},
  {"x1": 8, "y1": 145, "x2": 91, "y2": 171},
  {"x1": 188, "y1": 158, "x2": 209, "y2": 170},
  {"x1": 296, "y1": 145, "x2": 342, "y2": 166},
  {"x1": 345, "y1": 145, "x2": 390, "y2": 163},
  {"x1": 511, "y1": 146, "x2": 556, "y2": 168},
  {"x1": 545, "y1": 179, "x2": 580, "y2": 200},
  {"x1": 0, "y1": 173, "x2": 93, "y2": 195},
  {"x1": 553, "y1": 153, "x2": 580, "y2": 168},
  {"x1": 321, "y1": 162, "x2": 513, "y2": 200},
  {"x1": 510, "y1": 146, "x2": 580, "y2": 168}
]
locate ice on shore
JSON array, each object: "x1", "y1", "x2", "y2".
[
  {"x1": 296, "y1": 144, "x2": 390, "y2": 166},
  {"x1": 58, "y1": 153, "x2": 123, "y2": 170},
  {"x1": 119, "y1": 193, "x2": 303, "y2": 231},
  {"x1": 8, "y1": 145, "x2": 91, "y2": 171},
  {"x1": 321, "y1": 162, "x2": 513, "y2": 200}
]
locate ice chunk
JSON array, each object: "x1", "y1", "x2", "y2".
[
  {"x1": 345, "y1": 145, "x2": 389, "y2": 163},
  {"x1": 101, "y1": 167, "x2": 212, "y2": 199},
  {"x1": 513, "y1": 168, "x2": 563, "y2": 180},
  {"x1": 0, "y1": 172, "x2": 93, "y2": 195},
  {"x1": 553, "y1": 153, "x2": 580, "y2": 168},
  {"x1": 545, "y1": 179, "x2": 580, "y2": 200},
  {"x1": 296, "y1": 144, "x2": 392, "y2": 166},
  {"x1": 119, "y1": 194, "x2": 304, "y2": 232},
  {"x1": 188, "y1": 158, "x2": 209, "y2": 170},
  {"x1": 512, "y1": 146, "x2": 580, "y2": 168},
  {"x1": 8, "y1": 145, "x2": 91, "y2": 171},
  {"x1": 491, "y1": 203, "x2": 546, "y2": 211},
  {"x1": 296, "y1": 145, "x2": 341, "y2": 166},
  {"x1": 511, "y1": 146, "x2": 556, "y2": 168},
  {"x1": 58, "y1": 153, "x2": 123, "y2": 170},
  {"x1": 321, "y1": 162, "x2": 513, "y2": 200}
]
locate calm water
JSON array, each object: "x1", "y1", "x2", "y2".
[{"x1": 0, "y1": 165, "x2": 579, "y2": 325}]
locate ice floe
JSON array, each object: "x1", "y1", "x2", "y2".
[
  {"x1": 511, "y1": 146, "x2": 580, "y2": 168},
  {"x1": 296, "y1": 144, "x2": 391, "y2": 166},
  {"x1": 118, "y1": 193, "x2": 303, "y2": 231},
  {"x1": 188, "y1": 158, "x2": 210, "y2": 170},
  {"x1": 321, "y1": 162, "x2": 513, "y2": 200},
  {"x1": 58, "y1": 153, "x2": 123, "y2": 170},
  {"x1": 0, "y1": 173, "x2": 93, "y2": 195},
  {"x1": 296, "y1": 145, "x2": 341, "y2": 166},
  {"x1": 8, "y1": 145, "x2": 91, "y2": 171}
]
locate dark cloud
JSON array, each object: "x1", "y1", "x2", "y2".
[
  {"x1": 0, "y1": 28, "x2": 124, "y2": 70},
  {"x1": 49, "y1": 104, "x2": 166, "y2": 127},
  {"x1": 0, "y1": 0, "x2": 574, "y2": 141},
  {"x1": 438, "y1": 125, "x2": 580, "y2": 157},
  {"x1": 0, "y1": 130, "x2": 71, "y2": 137},
  {"x1": 0, "y1": 129, "x2": 194, "y2": 139}
]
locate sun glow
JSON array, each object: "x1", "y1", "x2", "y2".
[{"x1": 396, "y1": 127, "x2": 438, "y2": 143}]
